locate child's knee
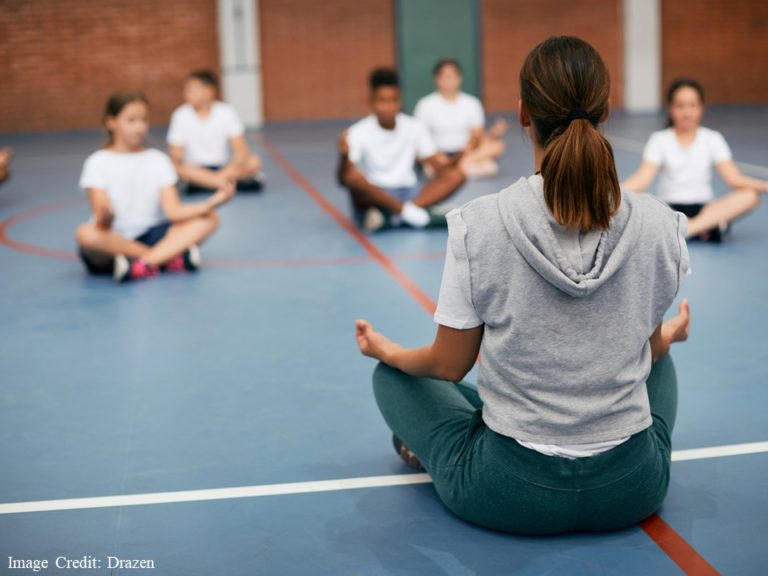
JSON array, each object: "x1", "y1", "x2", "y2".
[
  {"x1": 445, "y1": 165, "x2": 466, "y2": 188},
  {"x1": 206, "y1": 211, "x2": 221, "y2": 231},
  {"x1": 75, "y1": 223, "x2": 100, "y2": 247},
  {"x1": 747, "y1": 189, "x2": 761, "y2": 209},
  {"x1": 247, "y1": 154, "x2": 262, "y2": 172}
]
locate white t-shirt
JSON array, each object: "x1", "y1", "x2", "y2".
[
  {"x1": 643, "y1": 127, "x2": 732, "y2": 204},
  {"x1": 167, "y1": 101, "x2": 245, "y2": 167},
  {"x1": 433, "y1": 188, "x2": 631, "y2": 459},
  {"x1": 346, "y1": 113, "x2": 437, "y2": 188},
  {"x1": 414, "y1": 91, "x2": 485, "y2": 153},
  {"x1": 79, "y1": 148, "x2": 177, "y2": 239}
]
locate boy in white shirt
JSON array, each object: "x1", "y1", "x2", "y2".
[
  {"x1": 415, "y1": 58, "x2": 507, "y2": 179},
  {"x1": 338, "y1": 68, "x2": 465, "y2": 232},
  {"x1": 167, "y1": 70, "x2": 263, "y2": 193}
]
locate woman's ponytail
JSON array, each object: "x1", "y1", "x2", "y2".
[{"x1": 521, "y1": 36, "x2": 621, "y2": 230}]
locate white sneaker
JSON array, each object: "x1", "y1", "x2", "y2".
[
  {"x1": 186, "y1": 244, "x2": 201, "y2": 270},
  {"x1": 400, "y1": 201, "x2": 430, "y2": 228},
  {"x1": 363, "y1": 207, "x2": 386, "y2": 232},
  {"x1": 113, "y1": 254, "x2": 130, "y2": 282}
]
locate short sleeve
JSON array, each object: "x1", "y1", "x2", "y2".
[
  {"x1": 469, "y1": 97, "x2": 485, "y2": 129},
  {"x1": 413, "y1": 97, "x2": 427, "y2": 123},
  {"x1": 166, "y1": 109, "x2": 186, "y2": 146},
  {"x1": 155, "y1": 151, "x2": 179, "y2": 187},
  {"x1": 346, "y1": 124, "x2": 364, "y2": 164},
  {"x1": 675, "y1": 211, "x2": 691, "y2": 291},
  {"x1": 709, "y1": 131, "x2": 732, "y2": 164},
  {"x1": 223, "y1": 105, "x2": 245, "y2": 138},
  {"x1": 642, "y1": 132, "x2": 664, "y2": 165},
  {"x1": 434, "y1": 228, "x2": 482, "y2": 330},
  {"x1": 415, "y1": 120, "x2": 437, "y2": 159},
  {"x1": 79, "y1": 154, "x2": 106, "y2": 191}
]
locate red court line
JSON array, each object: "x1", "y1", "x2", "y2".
[
  {"x1": 261, "y1": 139, "x2": 437, "y2": 315},
  {"x1": 262, "y1": 136, "x2": 721, "y2": 576},
  {"x1": 0, "y1": 198, "x2": 83, "y2": 261},
  {"x1": 641, "y1": 515, "x2": 720, "y2": 575},
  {"x1": 206, "y1": 256, "x2": 373, "y2": 268},
  {"x1": 0, "y1": 199, "x2": 444, "y2": 269}
]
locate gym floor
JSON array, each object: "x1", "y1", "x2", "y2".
[{"x1": 1, "y1": 106, "x2": 766, "y2": 575}]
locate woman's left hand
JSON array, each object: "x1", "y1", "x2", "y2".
[{"x1": 355, "y1": 320, "x2": 397, "y2": 362}]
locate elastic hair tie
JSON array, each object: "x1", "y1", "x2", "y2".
[{"x1": 565, "y1": 108, "x2": 593, "y2": 124}]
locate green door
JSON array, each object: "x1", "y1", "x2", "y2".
[{"x1": 396, "y1": 0, "x2": 481, "y2": 114}]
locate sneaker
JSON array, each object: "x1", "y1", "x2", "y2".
[
  {"x1": 363, "y1": 207, "x2": 386, "y2": 232},
  {"x1": 185, "y1": 244, "x2": 201, "y2": 270},
  {"x1": 236, "y1": 177, "x2": 264, "y2": 192},
  {"x1": 392, "y1": 435, "x2": 424, "y2": 470},
  {"x1": 163, "y1": 245, "x2": 201, "y2": 273},
  {"x1": 113, "y1": 256, "x2": 159, "y2": 283},
  {"x1": 400, "y1": 201, "x2": 431, "y2": 228},
  {"x1": 113, "y1": 254, "x2": 130, "y2": 281},
  {"x1": 717, "y1": 221, "x2": 731, "y2": 242}
]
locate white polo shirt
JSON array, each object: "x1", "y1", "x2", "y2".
[
  {"x1": 79, "y1": 149, "x2": 177, "y2": 239},
  {"x1": 346, "y1": 113, "x2": 437, "y2": 189},
  {"x1": 643, "y1": 127, "x2": 732, "y2": 204},
  {"x1": 414, "y1": 91, "x2": 485, "y2": 153},
  {"x1": 167, "y1": 101, "x2": 245, "y2": 167}
]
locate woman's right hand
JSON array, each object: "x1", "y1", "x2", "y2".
[{"x1": 355, "y1": 319, "x2": 398, "y2": 363}]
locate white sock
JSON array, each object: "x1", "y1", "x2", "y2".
[{"x1": 400, "y1": 201, "x2": 430, "y2": 228}]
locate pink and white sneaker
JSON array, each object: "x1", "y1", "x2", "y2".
[
  {"x1": 113, "y1": 255, "x2": 160, "y2": 283},
  {"x1": 162, "y1": 245, "x2": 201, "y2": 273}
]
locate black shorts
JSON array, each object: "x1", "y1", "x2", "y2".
[
  {"x1": 668, "y1": 203, "x2": 704, "y2": 218},
  {"x1": 79, "y1": 221, "x2": 171, "y2": 275},
  {"x1": 668, "y1": 202, "x2": 727, "y2": 243},
  {"x1": 185, "y1": 165, "x2": 262, "y2": 193}
]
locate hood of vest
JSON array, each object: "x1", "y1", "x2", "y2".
[{"x1": 497, "y1": 176, "x2": 641, "y2": 298}]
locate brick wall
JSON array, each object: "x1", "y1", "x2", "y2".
[
  {"x1": 0, "y1": 0, "x2": 219, "y2": 133},
  {"x1": 662, "y1": 0, "x2": 768, "y2": 104},
  {"x1": 482, "y1": 0, "x2": 624, "y2": 113},
  {"x1": 260, "y1": 0, "x2": 395, "y2": 121},
  {"x1": 3, "y1": 1, "x2": 766, "y2": 132}
]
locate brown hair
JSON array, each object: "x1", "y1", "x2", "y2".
[
  {"x1": 103, "y1": 91, "x2": 149, "y2": 147},
  {"x1": 520, "y1": 36, "x2": 620, "y2": 230}
]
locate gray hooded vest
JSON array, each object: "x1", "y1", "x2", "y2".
[{"x1": 447, "y1": 175, "x2": 689, "y2": 444}]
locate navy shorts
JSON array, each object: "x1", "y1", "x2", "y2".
[{"x1": 79, "y1": 221, "x2": 171, "y2": 275}]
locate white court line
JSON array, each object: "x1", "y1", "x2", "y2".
[
  {"x1": 0, "y1": 473, "x2": 431, "y2": 515},
  {"x1": 607, "y1": 134, "x2": 768, "y2": 177},
  {"x1": 671, "y1": 440, "x2": 768, "y2": 462},
  {"x1": 1, "y1": 441, "x2": 767, "y2": 516}
]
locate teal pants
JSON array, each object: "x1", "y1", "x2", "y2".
[{"x1": 373, "y1": 355, "x2": 678, "y2": 535}]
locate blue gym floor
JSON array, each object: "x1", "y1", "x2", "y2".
[{"x1": 1, "y1": 107, "x2": 767, "y2": 575}]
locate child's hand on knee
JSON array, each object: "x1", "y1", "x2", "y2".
[{"x1": 209, "y1": 179, "x2": 236, "y2": 209}]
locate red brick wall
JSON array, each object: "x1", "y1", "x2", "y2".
[
  {"x1": 662, "y1": 0, "x2": 768, "y2": 104},
  {"x1": 0, "y1": 0, "x2": 219, "y2": 133},
  {"x1": 482, "y1": 0, "x2": 624, "y2": 113},
  {"x1": 260, "y1": 0, "x2": 395, "y2": 121}
]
